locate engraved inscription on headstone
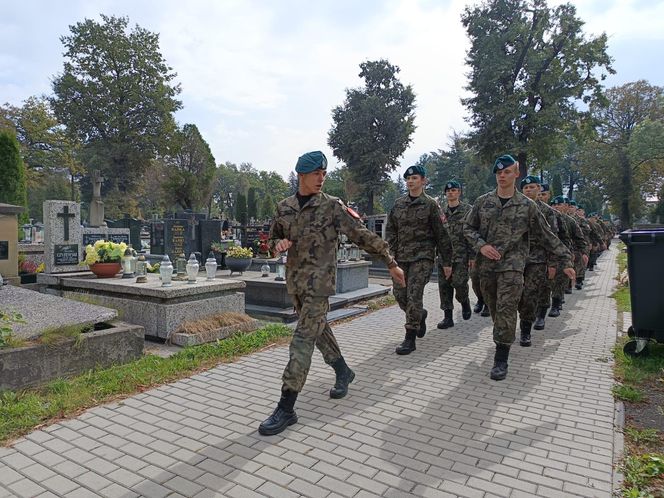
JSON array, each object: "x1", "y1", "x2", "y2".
[
  {"x1": 82, "y1": 232, "x2": 105, "y2": 246},
  {"x1": 54, "y1": 244, "x2": 79, "y2": 265},
  {"x1": 108, "y1": 233, "x2": 130, "y2": 244},
  {"x1": 172, "y1": 223, "x2": 185, "y2": 256}
]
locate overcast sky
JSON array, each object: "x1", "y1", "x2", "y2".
[{"x1": 2, "y1": 0, "x2": 663, "y2": 180}]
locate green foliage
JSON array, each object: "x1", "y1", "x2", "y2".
[
  {"x1": 50, "y1": 14, "x2": 182, "y2": 214},
  {"x1": 613, "y1": 384, "x2": 645, "y2": 403},
  {"x1": 623, "y1": 454, "x2": 664, "y2": 495},
  {"x1": 0, "y1": 323, "x2": 291, "y2": 443},
  {"x1": 235, "y1": 191, "x2": 248, "y2": 225},
  {"x1": 625, "y1": 428, "x2": 660, "y2": 446},
  {"x1": 0, "y1": 311, "x2": 26, "y2": 349},
  {"x1": 550, "y1": 173, "x2": 563, "y2": 198},
  {"x1": 39, "y1": 324, "x2": 89, "y2": 347},
  {"x1": 0, "y1": 131, "x2": 28, "y2": 221},
  {"x1": 580, "y1": 81, "x2": 664, "y2": 227},
  {"x1": 329, "y1": 59, "x2": 416, "y2": 214},
  {"x1": 247, "y1": 187, "x2": 258, "y2": 220},
  {"x1": 461, "y1": 0, "x2": 613, "y2": 176},
  {"x1": 162, "y1": 124, "x2": 216, "y2": 211}
]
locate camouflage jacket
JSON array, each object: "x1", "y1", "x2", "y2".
[
  {"x1": 385, "y1": 193, "x2": 453, "y2": 265},
  {"x1": 563, "y1": 214, "x2": 589, "y2": 255},
  {"x1": 463, "y1": 190, "x2": 572, "y2": 274},
  {"x1": 585, "y1": 217, "x2": 605, "y2": 247},
  {"x1": 442, "y1": 201, "x2": 473, "y2": 264},
  {"x1": 527, "y1": 200, "x2": 561, "y2": 265},
  {"x1": 270, "y1": 193, "x2": 394, "y2": 297},
  {"x1": 552, "y1": 209, "x2": 573, "y2": 251}
]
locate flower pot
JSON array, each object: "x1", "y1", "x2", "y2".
[
  {"x1": 225, "y1": 257, "x2": 252, "y2": 276},
  {"x1": 89, "y1": 262, "x2": 122, "y2": 278},
  {"x1": 20, "y1": 273, "x2": 37, "y2": 284}
]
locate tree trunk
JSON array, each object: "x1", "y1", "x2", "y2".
[
  {"x1": 517, "y1": 151, "x2": 528, "y2": 180},
  {"x1": 365, "y1": 189, "x2": 375, "y2": 216}
]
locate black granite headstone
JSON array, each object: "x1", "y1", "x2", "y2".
[
  {"x1": 108, "y1": 233, "x2": 130, "y2": 244},
  {"x1": 150, "y1": 221, "x2": 165, "y2": 255},
  {"x1": 199, "y1": 219, "x2": 222, "y2": 258},
  {"x1": 108, "y1": 215, "x2": 142, "y2": 248},
  {"x1": 82, "y1": 232, "x2": 105, "y2": 247}
]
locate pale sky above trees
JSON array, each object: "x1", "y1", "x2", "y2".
[{"x1": 1, "y1": 0, "x2": 663, "y2": 180}]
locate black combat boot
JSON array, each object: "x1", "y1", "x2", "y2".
[
  {"x1": 519, "y1": 320, "x2": 532, "y2": 347},
  {"x1": 329, "y1": 357, "x2": 355, "y2": 399},
  {"x1": 258, "y1": 388, "x2": 298, "y2": 436},
  {"x1": 395, "y1": 330, "x2": 416, "y2": 355},
  {"x1": 461, "y1": 300, "x2": 472, "y2": 320},
  {"x1": 480, "y1": 304, "x2": 491, "y2": 317},
  {"x1": 533, "y1": 307, "x2": 547, "y2": 330},
  {"x1": 548, "y1": 298, "x2": 561, "y2": 317},
  {"x1": 416, "y1": 309, "x2": 428, "y2": 338},
  {"x1": 575, "y1": 278, "x2": 584, "y2": 290},
  {"x1": 490, "y1": 344, "x2": 510, "y2": 381},
  {"x1": 473, "y1": 299, "x2": 484, "y2": 313},
  {"x1": 437, "y1": 309, "x2": 454, "y2": 329}
]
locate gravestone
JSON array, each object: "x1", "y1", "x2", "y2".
[
  {"x1": 0, "y1": 203, "x2": 25, "y2": 285},
  {"x1": 89, "y1": 172, "x2": 105, "y2": 227},
  {"x1": 107, "y1": 228, "x2": 130, "y2": 245},
  {"x1": 107, "y1": 214, "x2": 141, "y2": 248},
  {"x1": 199, "y1": 219, "x2": 222, "y2": 258},
  {"x1": 81, "y1": 227, "x2": 131, "y2": 250},
  {"x1": 44, "y1": 200, "x2": 82, "y2": 273},
  {"x1": 150, "y1": 220, "x2": 165, "y2": 255}
]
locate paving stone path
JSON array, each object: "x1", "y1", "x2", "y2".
[{"x1": 0, "y1": 246, "x2": 620, "y2": 497}]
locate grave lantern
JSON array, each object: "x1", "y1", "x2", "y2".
[
  {"x1": 160, "y1": 255, "x2": 173, "y2": 286},
  {"x1": 186, "y1": 253, "x2": 199, "y2": 283},
  {"x1": 135, "y1": 254, "x2": 148, "y2": 283},
  {"x1": 349, "y1": 245, "x2": 360, "y2": 261},
  {"x1": 205, "y1": 251, "x2": 217, "y2": 280},
  {"x1": 129, "y1": 245, "x2": 138, "y2": 274},
  {"x1": 175, "y1": 253, "x2": 187, "y2": 280},
  {"x1": 261, "y1": 263, "x2": 270, "y2": 277},
  {"x1": 122, "y1": 247, "x2": 134, "y2": 278},
  {"x1": 22, "y1": 223, "x2": 32, "y2": 243},
  {"x1": 275, "y1": 253, "x2": 286, "y2": 281},
  {"x1": 32, "y1": 223, "x2": 44, "y2": 243}
]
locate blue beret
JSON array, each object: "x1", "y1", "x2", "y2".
[
  {"x1": 295, "y1": 151, "x2": 327, "y2": 173},
  {"x1": 577, "y1": 204, "x2": 584, "y2": 210},
  {"x1": 493, "y1": 154, "x2": 516, "y2": 173},
  {"x1": 444, "y1": 180, "x2": 461, "y2": 191},
  {"x1": 569, "y1": 199, "x2": 577, "y2": 207},
  {"x1": 551, "y1": 196, "x2": 565, "y2": 205},
  {"x1": 540, "y1": 183, "x2": 550, "y2": 192},
  {"x1": 519, "y1": 175, "x2": 541, "y2": 189},
  {"x1": 403, "y1": 165, "x2": 426, "y2": 179}
]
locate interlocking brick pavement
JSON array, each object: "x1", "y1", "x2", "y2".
[{"x1": 0, "y1": 246, "x2": 620, "y2": 497}]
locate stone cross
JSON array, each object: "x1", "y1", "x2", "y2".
[{"x1": 56, "y1": 205, "x2": 76, "y2": 241}]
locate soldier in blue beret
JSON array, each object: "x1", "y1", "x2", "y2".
[
  {"x1": 493, "y1": 154, "x2": 517, "y2": 173},
  {"x1": 437, "y1": 180, "x2": 473, "y2": 329},
  {"x1": 403, "y1": 164, "x2": 427, "y2": 179},
  {"x1": 259, "y1": 150, "x2": 405, "y2": 436}
]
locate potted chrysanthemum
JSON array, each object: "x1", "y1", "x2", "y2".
[
  {"x1": 224, "y1": 245, "x2": 253, "y2": 275},
  {"x1": 82, "y1": 240, "x2": 127, "y2": 278}
]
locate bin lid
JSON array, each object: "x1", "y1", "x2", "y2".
[{"x1": 619, "y1": 228, "x2": 664, "y2": 245}]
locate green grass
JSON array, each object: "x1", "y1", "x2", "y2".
[
  {"x1": 614, "y1": 286, "x2": 633, "y2": 313},
  {"x1": 625, "y1": 428, "x2": 660, "y2": 446},
  {"x1": 622, "y1": 454, "x2": 664, "y2": 497},
  {"x1": 0, "y1": 323, "x2": 291, "y2": 445},
  {"x1": 613, "y1": 384, "x2": 646, "y2": 403}
]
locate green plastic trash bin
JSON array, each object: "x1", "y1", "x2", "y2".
[{"x1": 618, "y1": 228, "x2": 664, "y2": 356}]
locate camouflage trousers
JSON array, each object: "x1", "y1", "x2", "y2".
[
  {"x1": 438, "y1": 260, "x2": 469, "y2": 310},
  {"x1": 538, "y1": 270, "x2": 553, "y2": 309},
  {"x1": 575, "y1": 251, "x2": 587, "y2": 280},
  {"x1": 393, "y1": 259, "x2": 434, "y2": 331},
  {"x1": 282, "y1": 294, "x2": 341, "y2": 392},
  {"x1": 589, "y1": 250, "x2": 600, "y2": 268},
  {"x1": 480, "y1": 270, "x2": 524, "y2": 345},
  {"x1": 470, "y1": 265, "x2": 483, "y2": 303},
  {"x1": 518, "y1": 263, "x2": 547, "y2": 323}
]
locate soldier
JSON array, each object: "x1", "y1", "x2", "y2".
[
  {"x1": 464, "y1": 155, "x2": 574, "y2": 381},
  {"x1": 259, "y1": 151, "x2": 405, "y2": 436},
  {"x1": 386, "y1": 165, "x2": 453, "y2": 355},
  {"x1": 517, "y1": 176, "x2": 559, "y2": 343},
  {"x1": 437, "y1": 180, "x2": 473, "y2": 329},
  {"x1": 548, "y1": 196, "x2": 588, "y2": 317},
  {"x1": 587, "y1": 212, "x2": 607, "y2": 270},
  {"x1": 568, "y1": 201, "x2": 597, "y2": 290}
]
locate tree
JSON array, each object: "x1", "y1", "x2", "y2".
[
  {"x1": 0, "y1": 131, "x2": 28, "y2": 222},
  {"x1": 247, "y1": 187, "x2": 258, "y2": 221},
  {"x1": 236, "y1": 191, "x2": 248, "y2": 226},
  {"x1": 580, "y1": 81, "x2": 664, "y2": 226},
  {"x1": 287, "y1": 172, "x2": 298, "y2": 194},
  {"x1": 461, "y1": 0, "x2": 613, "y2": 178},
  {"x1": 329, "y1": 59, "x2": 416, "y2": 214},
  {"x1": 51, "y1": 14, "x2": 181, "y2": 214},
  {"x1": 260, "y1": 191, "x2": 276, "y2": 220},
  {"x1": 162, "y1": 124, "x2": 216, "y2": 211},
  {"x1": 551, "y1": 173, "x2": 563, "y2": 198}
]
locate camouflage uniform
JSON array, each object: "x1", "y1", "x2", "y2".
[
  {"x1": 438, "y1": 201, "x2": 472, "y2": 311},
  {"x1": 587, "y1": 217, "x2": 606, "y2": 270},
  {"x1": 552, "y1": 214, "x2": 587, "y2": 301},
  {"x1": 464, "y1": 190, "x2": 572, "y2": 345},
  {"x1": 518, "y1": 200, "x2": 559, "y2": 323},
  {"x1": 386, "y1": 192, "x2": 453, "y2": 331},
  {"x1": 539, "y1": 208, "x2": 572, "y2": 309},
  {"x1": 573, "y1": 214, "x2": 595, "y2": 282},
  {"x1": 270, "y1": 193, "x2": 395, "y2": 392}
]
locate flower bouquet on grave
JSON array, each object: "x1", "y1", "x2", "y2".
[
  {"x1": 224, "y1": 245, "x2": 253, "y2": 275},
  {"x1": 81, "y1": 240, "x2": 127, "y2": 278}
]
